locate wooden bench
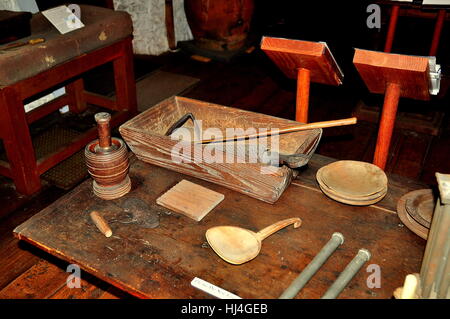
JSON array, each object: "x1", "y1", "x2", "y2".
[{"x1": 0, "y1": 5, "x2": 137, "y2": 195}]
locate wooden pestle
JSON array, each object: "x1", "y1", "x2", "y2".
[{"x1": 90, "y1": 211, "x2": 112, "y2": 237}]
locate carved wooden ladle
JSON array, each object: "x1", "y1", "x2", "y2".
[{"x1": 206, "y1": 217, "x2": 302, "y2": 265}]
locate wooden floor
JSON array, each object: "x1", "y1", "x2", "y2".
[{"x1": 0, "y1": 51, "x2": 449, "y2": 299}]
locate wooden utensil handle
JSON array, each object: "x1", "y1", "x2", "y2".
[
  {"x1": 90, "y1": 211, "x2": 112, "y2": 237},
  {"x1": 198, "y1": 117, "x2": 357, "y2": 144},
  {"x1": 256, "y1": 217, "x2": 302, "y2": 241}
]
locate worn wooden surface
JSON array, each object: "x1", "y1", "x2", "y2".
[
  {"x1": 14, "y1": 154, "x2": 426, "y2": 299},
  {"x1": 119, "y1": 96, "x2": 321, "y2": 204}
]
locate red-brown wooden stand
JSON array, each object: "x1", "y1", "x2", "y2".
[
  {"x1": 384, "y1": 4, "x2": 400, "y2": 53},
  {"x1": 353, "y1": 49, "x2": 431, "y2": 170},
  {"x1": 0, "y1": 37, "x2": 137, "y2": 196},
  {"x1": 429, "y1": 9, "x2": 446, "y2": 56},
  {"x1": 296, "y1": 68, "x2": 311, "y2": 123},
  {"x1": 261, "y1": 37, "x2": 343, "y2": 123}
]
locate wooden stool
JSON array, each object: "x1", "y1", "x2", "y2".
[
  {"x1": 261, "y1": 36, "x2": 343, "y2": 123},
  {"x1": 353, "y1": 49, "x2": 431, "y2": 170},
  {"x1": 383, "y1": 2, "x2": 447, "y2": 56},
  {"x1": 0, "y1": 5, "x2": 137, "y2": 195}
]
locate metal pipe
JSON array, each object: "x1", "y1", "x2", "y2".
[
  {"x1": 279, "y1": 232, "x2": 344, "y2": 299},
  {"x1": 322, "y1": 248, "x2": 371, "y2": 299}
]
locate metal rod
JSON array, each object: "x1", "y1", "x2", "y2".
[
  {"x1": 321, "y1": 249, "x2": 371, "y2": 299},
  {"x1": 279, "y1": 232, "x2": 344, "y2": 299}
]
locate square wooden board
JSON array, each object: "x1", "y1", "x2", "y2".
[
  {"x1": 353, "y1": 48, "x2": 430, "y2": 101},
  {"x1": 156, "y1": 179, "x2": 225, "y2": 221},
  {"x1": 261, "y1": 36, "x2": 344, "y2": 86}
]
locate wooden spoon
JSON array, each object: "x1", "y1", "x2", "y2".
[
  {"x1": 197, "y1": 117, "x2": 356, "y2": 144},
  {"x1": 206, "y1": 217, "x2": 302, "y2": 265}
]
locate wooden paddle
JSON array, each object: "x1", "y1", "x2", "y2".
[
  {"x1": 197, "y1": 117, "x2": 357, "y2": 144},
  {"x1": 205, "y1": 217, "x2": 302, "y2": 265}
]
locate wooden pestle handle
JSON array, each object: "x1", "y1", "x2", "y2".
[
  {"x1": 95, "y1": 112, "x2": 112, "y2": 149},
  {"x1": 90, "y1": 211, "x2": 112, "y2": 237},
  {"x1": 256, "y1": 217, "x2": 302, "y2": 241},
  {"x1": 198, "y1": 117, "x2": 357, "y2": 144}
]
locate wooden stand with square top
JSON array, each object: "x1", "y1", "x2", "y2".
[
  {"x1": 261, "y1": 36, "x2": 343, "y2": 123},
  {"x1": 353, "y1": 49, "x2": 431, "y2": 170}
]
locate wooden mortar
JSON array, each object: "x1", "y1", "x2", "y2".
[{"x1": 85, "y1": 112, "x2": 131, "y2": 200}]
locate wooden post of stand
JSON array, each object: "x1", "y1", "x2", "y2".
[
  {"x1": 384, "y1": 5, "x2": 400, "y2": 53},
  {"x1": 261, "y1": 37, "x2": 343, "y2": 123},
  {"x1": 429, "y1": 9, "x2": 446, "y2": 57},
  {"x1": 353, "y1": 49, "x2": 431, "y2": 171},
  {"x1": 296, "y1": 68, "x2": 310, "y2": 123},
  {"x1": 373, "y1": 82, "x2": 400, "y2": 170}
]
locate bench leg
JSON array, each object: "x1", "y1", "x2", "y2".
[
  {"x1": 0, "y1": 87, "x2": 41, "y2": 195},
  {"x1": 429, "y1": 9, "x2": 446, "y2": 57},
  {"x1": 66, "y1": 78, "x2": 87, "y2": 114},
  {"x1": 384, "y1": 5, "x2": 399, "y2": 53},
  {"x1": 113, "y1": 38, "x2": 137, "y2": 116},
  {"x1": 373, "y1": 82, "x2": 401, "y2": 170}
]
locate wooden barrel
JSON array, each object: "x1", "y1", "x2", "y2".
[{"x1": 184, "y1": 0, "x2": 254, "y2": 51}]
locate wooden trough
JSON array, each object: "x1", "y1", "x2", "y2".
[{"x1": 119, "y1": 96, "x2": 322, "y2": 203}]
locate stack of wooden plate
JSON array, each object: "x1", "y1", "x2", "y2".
[
  {"x1": 397, "y1": 189, "x2": 435, "y2": 240},
  {"x1": 316, "y1": 160, "x2": 388, "y2": 206}
]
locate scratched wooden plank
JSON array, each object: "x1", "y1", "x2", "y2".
[{"x1": 0, "y1": 260, "x2": 67, "y2": 299}]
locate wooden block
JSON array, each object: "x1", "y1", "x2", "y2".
[
  {"x1": 353, "y1": 49, "x2": 430, "y2": 101},
  {"x1": 156, "y1": 180, "x2": 224, "y2": 221},
  {"x1": 261, "y1": 36, "x2": 343, "y2": 86},
  {"x1": 190, "y1": 55, "x2": 212, "y2": 63}
]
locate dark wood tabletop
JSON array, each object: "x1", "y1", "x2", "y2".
[{"x1": 13, "y1": 154, "x2": 427, "y2": 299}]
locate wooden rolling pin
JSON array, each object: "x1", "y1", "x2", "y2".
[
  {"x1": 90, "y1": 211, "x2": 112, "y2": 238},
  {"x1": 198, "y1": 117, "x2": 357, "y2": 144}
]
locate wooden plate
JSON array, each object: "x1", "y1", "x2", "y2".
[
  {"x1": 397, "y1": 190, "x2": 430, "y2": 240},
  {"x1": 317, "y1": 160, "x2": 387, "y2": 198},
  {"x1": 404, "y1": 189, "x2": 435, "y2": 229},
  {"x1": 319, "y1": 184, "x2": 387, "y2": 206},
  {"x1": 317, "y1": 174, "x2": 387, "y2": 201}
]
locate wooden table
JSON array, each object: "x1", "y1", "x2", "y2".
[{"x1": 13, "y1": 154, "x2": 427, "y2": 299}]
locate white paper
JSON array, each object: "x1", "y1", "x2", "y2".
[
  {"x1": 428, "y1": 57, "x2": 441, "y2": 95},
  {"x1": 24, "y1": 87, "x2": 67, "y2": 113},
  {"x1": 42, "y1": 5, "x2": 84, "y2": 34},
  {"x1": 191, "y1": 277, "x2": 242, "y2": 299},
  {"x1": 422, "y1": 0, "x2": 450, "y2": 5}
]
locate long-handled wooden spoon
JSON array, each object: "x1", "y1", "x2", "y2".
[
  {"x1": 206, "y1": 217, "x2": 302, "y2": 265},
  {"x1": 197, "y1": 117, "x2": 356, "y2": 144}
]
